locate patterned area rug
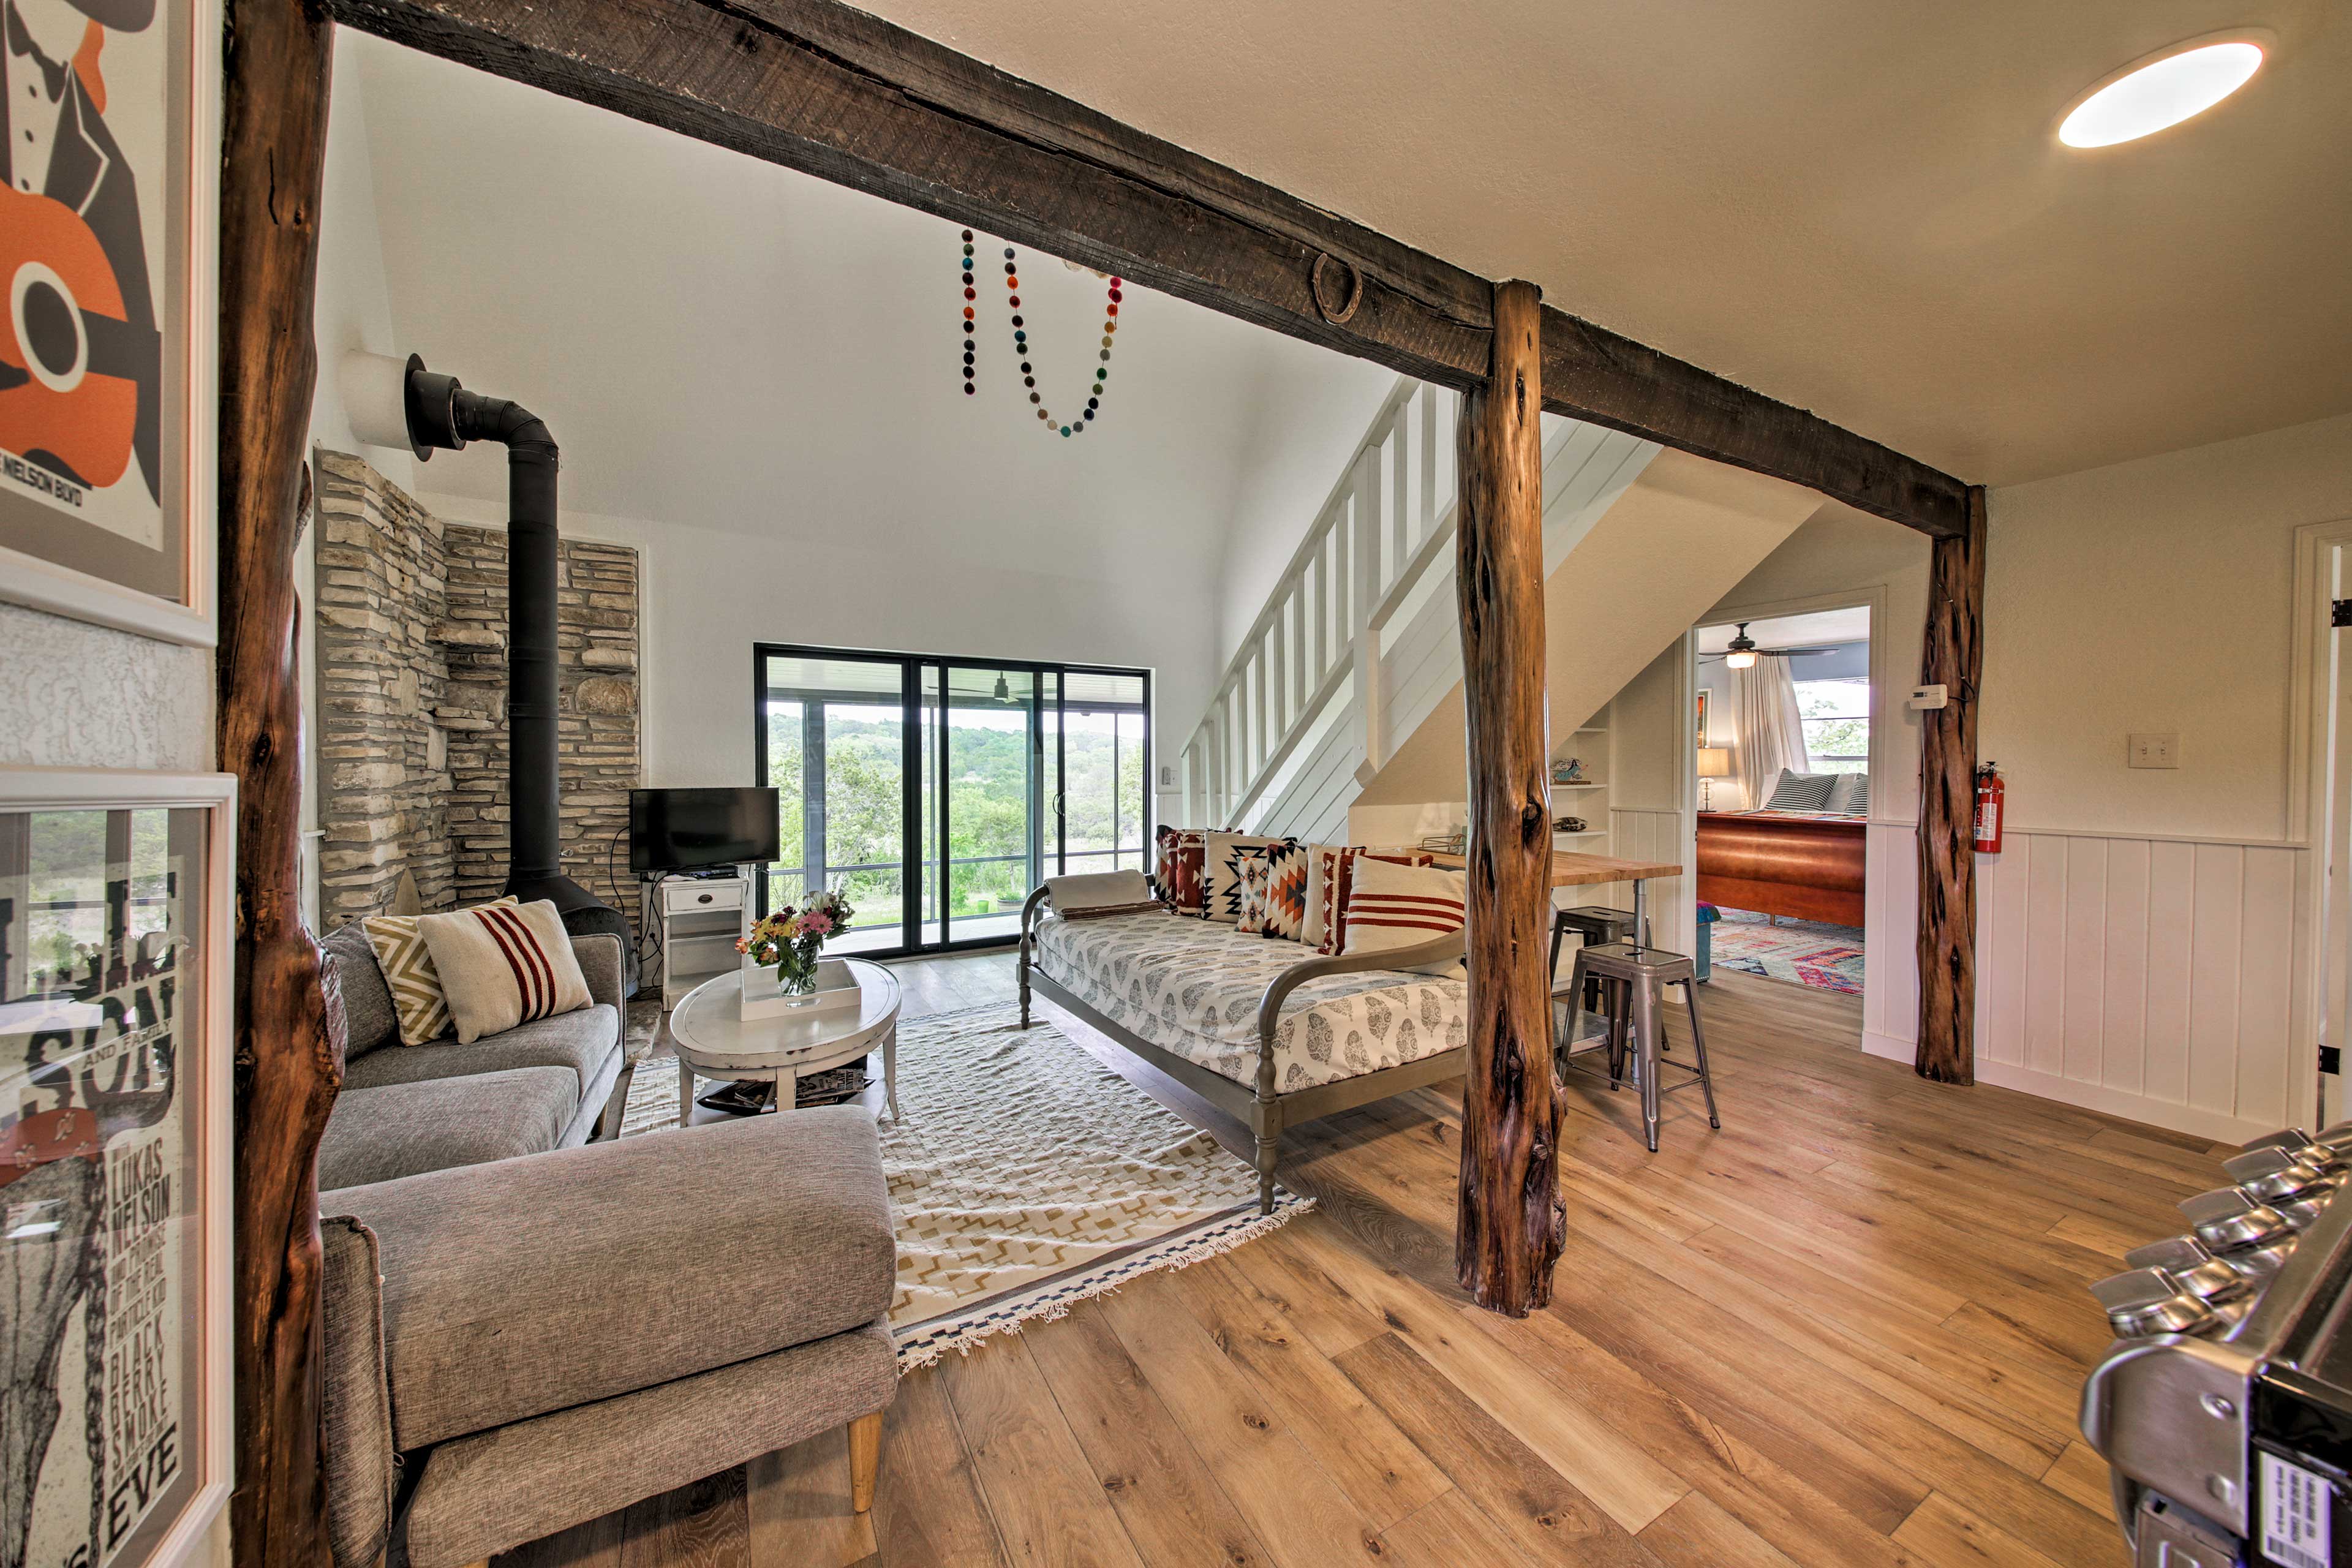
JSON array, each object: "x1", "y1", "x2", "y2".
[
  {"x1": 619, "y1": 1002, "x2": 1310, "y2": 1368},
  {"x1": 1710, "y1": 910, "x2": 1865, "y2": 995}
]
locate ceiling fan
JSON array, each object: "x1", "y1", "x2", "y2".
[{"x1": 1700, "y1": 622, "x2": 1842, "y2": 670}]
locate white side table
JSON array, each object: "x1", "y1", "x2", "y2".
[{"x1": 667, "y1": 959, "x2": 902, "y2": 1125}]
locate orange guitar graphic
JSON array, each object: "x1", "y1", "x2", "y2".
[{"x1": 0, "y1": 183, "x2": 157, "y2": 491}]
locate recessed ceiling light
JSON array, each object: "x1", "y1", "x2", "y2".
[{"x1": 2059, "y1": 37, "x2": 2267, "y2": 148}]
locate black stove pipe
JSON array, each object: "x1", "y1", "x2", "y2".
[{"x1": 394, "y1": 361, "x2": 622, "y2": 948}]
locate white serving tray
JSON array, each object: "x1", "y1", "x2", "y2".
[{"x1": 741, "y1": 955, "x2": 862, "y2": 1020}]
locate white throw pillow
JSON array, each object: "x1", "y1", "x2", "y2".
[
  {"x1": 415, "y1": 899, "x2": 593, "y2": 1045},
  {"x1": 1342, "y1": 858, "x2": 1468, "y2": 968}
]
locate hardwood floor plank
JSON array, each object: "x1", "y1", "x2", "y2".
[
  {"x1": 870, "y1": 1367, "x2": 1012, "y2": 1568},
  {"x1": 1635, "y1": 1491, "x2": 1803, "y2": 1568},
  {"x1": 2040, "y1": 1441, "x2": 2118, "y2": 1523},
  {"x1": 1888, "y1": 1491, "x2": 2075, "y2": 1568},
  {"x1": 747, "y1": 1427, "x2": 877, "y2": 1567},
  {"x1": 1270, "y1": 1221, "x2": 1691, "y2": 1535},
  {"x1": 1335, "y1": 1331, "x2": 1666, "y2": 1567},
  {"x1": 1022, "y1": 1309, "x2": 1277, "y2": 1568},
  {"x1": 1372, "y1": 1489, "x2": 1542, "y2": 1567},
  {"x1": 495, "y1": 1506, "x2": 626, "y2": 1568},
  {"x1": 618, "y1": 1468, "x2": 750, "y2": 1568},
  {"x1": 1163, "y1": 1253, "x2": 1452, "y2": 1529},
  {"x1": 1095, "y1": 1271, "x2": 1393, "y2": 1568},
  {"x1": 1220, "y1": 1221, "x2": 1393, "y2": 1359},
  {"x1": 940, "y1": 1338, "x2": 1148, "y2": 1568}
]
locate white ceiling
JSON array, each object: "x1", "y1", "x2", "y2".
[
  {"x1": 1696, "y1": 606, "x2": 1871, "y2": 655},
  {"x1": 850, "y1": 0, "x2": 2352, "y2": 484},
  {"x1": 336, "y1": 33, "x2": 1384, "y2": 585}
]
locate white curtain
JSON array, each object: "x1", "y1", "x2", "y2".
[{"x1": 1733, "y1": 660, "x2": 1807, "y2": 809}]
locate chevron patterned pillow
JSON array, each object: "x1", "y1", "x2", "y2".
[{"x1": 363, "y1": 895, "x2": 518, "y2": 1046}]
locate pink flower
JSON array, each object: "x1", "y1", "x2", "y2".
[{"x1": 802, "y1": 912, "x2": 834, "y2": 935}]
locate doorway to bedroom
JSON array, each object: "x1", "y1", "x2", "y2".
[
  {"x1": 1694, "y1": 605, "x2": 1872, "y2": 997},
  {"x1": 752, "y1": 645, "x2": 1152, "y2": 957}
]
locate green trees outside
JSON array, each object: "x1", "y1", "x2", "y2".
[{"x1": 764, "y1": 702, "x2": 1145, "y2": 933}]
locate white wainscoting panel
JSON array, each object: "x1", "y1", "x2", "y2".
[{"x1": 1864, "y1": 825, "x2": 2309, "y2": 1143}]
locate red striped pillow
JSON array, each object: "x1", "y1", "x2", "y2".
[
  {"x1": 414, "y1": 898, "x2": 594, "y2": 1044},
  {"x1": 1341, "y1": 858, "x2": 1467, "y2": 959},
  {"x1": 1316, "y1": 846, "x2": 1433, "y2": 954}
]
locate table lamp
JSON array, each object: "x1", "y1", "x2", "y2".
[{"x1": 1697, "y1": 747, "x2": 1733, "y2": 810}]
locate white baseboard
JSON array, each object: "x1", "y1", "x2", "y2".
[{"x1": 1861, "y1": 1029, "x2": 2267, "y2": 1145}]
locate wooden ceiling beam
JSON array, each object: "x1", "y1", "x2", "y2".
[{"x1": 323, "y1": 0, "x2": 1972, "y2": 537}]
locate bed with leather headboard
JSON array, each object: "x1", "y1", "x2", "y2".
[{"x1": 1697, "y1": 770, "x2": 1868, "y2": 927}]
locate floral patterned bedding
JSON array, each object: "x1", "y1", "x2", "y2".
[{"x1": 1031, "y1": 911, "x2": 1468, "y2": 1092}]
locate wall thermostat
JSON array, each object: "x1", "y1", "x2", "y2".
[{"x1": 1908, "y1": 684, "x2": 1949, "y2": 711}]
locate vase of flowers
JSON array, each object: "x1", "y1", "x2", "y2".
[{"x1": 738, "y1": 887, "x2": 854, "y2": 1005}]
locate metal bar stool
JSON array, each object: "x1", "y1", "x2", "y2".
[
  {"x1": 1549, "y1": 905, "x2": 1637, "y2": 1041},
  {"x1": 1556, "y1": 940, "x2": 1721, "y2": 1152}
]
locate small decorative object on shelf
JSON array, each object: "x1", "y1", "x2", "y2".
[
  {"x1": 959, "y1": 228, "x2": 1123, "y2": 438},
  {"x1": 1418, "y1": 829, "x2": 1468, "y2": 855},
  {"x1": 1554, "y1": 816, "x2": 1588, "y2": 834},
  {"x1": 1551, "y1": 756, "x2": 1588, "y2": 785},
  {"x1": 739, "y1": 887, "x2": 854, "y2": 1017}
]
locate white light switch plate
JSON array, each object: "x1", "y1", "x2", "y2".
[
  {"x1": 1158, "y1": 764, "x2": 1175, "y2": 789},
  {"x1": 2128, "y1": 732, "x2": 2179, "y2": 769}
]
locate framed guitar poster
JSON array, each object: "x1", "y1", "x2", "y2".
[
  {"x1": 0, "y1": 0, "x2": 219, "y2": 647},
  {"x1": 1, "y1": 768, "x2": 235, "y2": 1568}
]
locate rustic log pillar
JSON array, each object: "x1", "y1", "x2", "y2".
[
  {"x1": 1453, "y1": 279, "x2": 1564, "y2": 1315},
  {"x1": 1915, "y1": 486, "x2": 1988, "y2": 1084},
  {"x1": 219, "y1": 2, "x2": 342, "y2": 1564}
]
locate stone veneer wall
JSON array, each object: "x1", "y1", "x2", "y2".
[
  {"x1": 440, "y1": 528, "x2": 639, "y2": 913},
  {"x1": 312, "y1": 450, "x2": 639, "y2": 928},
  {"x1": 314, "y1": 451, "x2": 454, "y2": 925}
]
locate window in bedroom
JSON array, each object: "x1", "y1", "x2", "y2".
[{"x1": 1796, "y1": 677, "x2": 1870, "y2": 774}]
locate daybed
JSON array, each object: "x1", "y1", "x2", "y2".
[{"x1": 1018, "y1": 891, "x2": 1468, "y2": 1212}]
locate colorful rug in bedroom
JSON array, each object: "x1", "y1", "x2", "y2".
[
  {"x1": 619, "y1": 1001, "x2": 1310, "y2": 1369},
  {"x1": 1711, "y1": 910, "x2": 1865, "y2": 995}
]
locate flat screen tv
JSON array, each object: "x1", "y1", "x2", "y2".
[{"x1": 630, "y1": 787, "x2": 782, "y2": 873}]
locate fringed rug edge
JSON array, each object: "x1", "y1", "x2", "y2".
[{"x1": 891, "y1": 1189, "x2": 1316, "y2": 1373}]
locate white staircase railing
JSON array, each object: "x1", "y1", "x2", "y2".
[{"x1": 1182, "y1": 377, "x2": 1460, "y2": 829}]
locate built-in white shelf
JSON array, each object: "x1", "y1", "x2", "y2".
[
  {"x1": 1572, "y1": 726, "x2": 1607, "y2": 734},
  {"x1": 1553, "y1": 780, "x2": 1608, "y2": 791},
  {"x1": 1555, "y1": 829, "x2": 1609, "y2": 842}
]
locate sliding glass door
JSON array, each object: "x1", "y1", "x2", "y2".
[{"x1": 755, "y1": 646, "x2": 1150, "y2": 955}]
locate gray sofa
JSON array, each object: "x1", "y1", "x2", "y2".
[
  {"x1": 312, "y1": 921, "x2": 900, "y2": 1567},
  {"x1": 316, "y1": 921, "x2": 638, "y2": 1192}
]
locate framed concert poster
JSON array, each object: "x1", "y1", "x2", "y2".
[
  {"x1": 0, "y1": 0, "x2": 220, "y2": 646},
  {"x1": 1, "y1": 769, "x2": 235, "y2": 1568}
]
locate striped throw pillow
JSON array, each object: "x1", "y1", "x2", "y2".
[
  {"x1": 1342, "y1": 858, "x2": 1467, "y2": 958},
  {"x1": 363, "y1": 895, "x2": 518, "y2": 1046},
  {"x1": 1764, "y1": 769, "x2": 1838, "y2": 813},
  {"x1": 1314, "y1": 846, "x2": 1432, "y2": 954},
  {"x1": 414, "y1": 899, "x2": 592, "y2": 1046}
]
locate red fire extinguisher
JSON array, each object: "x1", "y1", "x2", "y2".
[{"x1": 1974, "y1": 763, "x2": 2005, "y2": 854}]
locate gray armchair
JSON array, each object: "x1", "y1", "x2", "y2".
[{"x1": 321, "y1": 1107, "x2": 898, "y2": 1568}]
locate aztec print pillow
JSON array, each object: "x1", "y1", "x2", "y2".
[
  {"x1": 414, "y1": 899, "x2": 592, "y2": 1046},
  {"x1": 1314, "y1": 846, "x2": 1432, "y2": 955},
  {"x1": 1232, "y1": 846, "x2": 1276, "y2": 935},
  {"x1": 363, "y1": 895, "x2": 519, "y2": 1046},
  {"x1": 1342, "y1": 856, "x2": 1468, "y2": 962},
  {"x1": 1259, "y1": 840, "x2": 1312, "y2": 943},
  {"x1": 1153, "y1": 826, "x2": 1205, "y2": 916},
  {"x1": 1206, "y1": 832, "x2": 1284, "y2": 923}
]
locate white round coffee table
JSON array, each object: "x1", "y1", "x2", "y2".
[{"x1": 668, "y1": 959, "x2": 902, "y2": 1125}]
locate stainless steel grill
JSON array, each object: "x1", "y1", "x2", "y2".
[{"x1": 2082, "y1": 1123, "x2": 2352, "y2": 1566}]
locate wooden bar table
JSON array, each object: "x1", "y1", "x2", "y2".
[{"x1": 1432, "y1": 848, "x2": 1685, "y2": 951}]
